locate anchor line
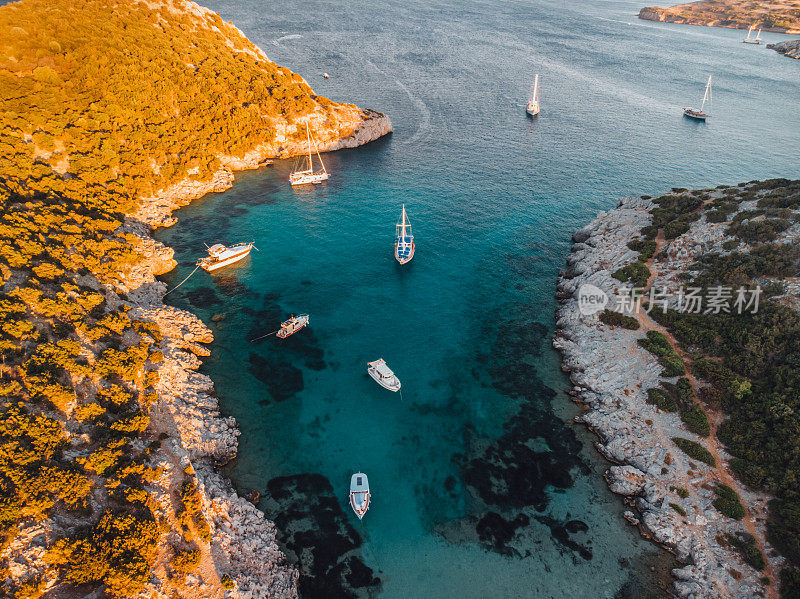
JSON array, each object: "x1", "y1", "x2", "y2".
[
  {"x1": 249, "y1": 330, "x2": 279, "y2": 343},
  {"x1": 163, "y1": 264, "x2": 200, "y2": 297}
]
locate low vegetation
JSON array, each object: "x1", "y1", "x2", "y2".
[
  {"x1": 672, "y1": 437, "x2": 716, "y2": 466},
  {"x1": 646, "y1": 180, "x2": 800, "y2": 596},
  {"x1": 0, "y1": 0, "x2": 362, "y2": 594},
  {"x1": 598, "y1": 309, "x2": 640, "y2": 330}
]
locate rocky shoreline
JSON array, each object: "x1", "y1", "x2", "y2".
[
  {"x1": 767, "y1": 39, "x2": 800, "y2": 59},
  {"x1": 553, "y1": 191, "x2": 787, "y2": 598},
  {"x1": 118, "y1": 109, "x2": 392, "y2": 597}
]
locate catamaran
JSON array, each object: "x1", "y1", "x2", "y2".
[
  {"x1": 197, "y1": 242, "x2": 255, "y2": 272},
  {"x1": 290, "y1": 123, "x2": 329, "y2": 186},
  {"x1": 743, "y1": 24, "x2": 762, "y2": 44},
  {"x1": 394, "y1": 204, "x2": 415, "y2": 264},
  {"x1": 349, "y1": 472, "x2": 370, "y2": 520},
  {"x1": 276, "y1": 314, "x2": 309, "y2": 339},
  {"x1": 367, "y1": 358, "x2": 401, "y2": 392},
  {"x1": 683, "y1": 76, "x2": 712, "y2": 121},
  {"x1": 526, "y1": 73, "x2": 540, "y2": 117}
]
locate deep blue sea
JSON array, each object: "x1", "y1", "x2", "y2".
[{"x1": 157, "y1": 1, "x2": 800, "y2": 597}]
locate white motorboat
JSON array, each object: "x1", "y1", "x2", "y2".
[
  {"x1": 526, "y1": 73, "x2": 540, "y2": 117},
  {"x1": 367, "y1": 358, "x2": 401, "y2": 392},
  {"x1": 683, "y1": 76, "x2": 712, "y2": 121},
  {"x1": 743, "y1": 24, "x2": 762, "y2": 44},
  {"x1": 276, "y1": 314, "x2": 309, "y2": 339},
  {"x1": 349, "y1": 472, "x2": 370, "y2": 520},
  {"x1": 290, "y1": 123, "x2": 329, "y2": 186},
  {"x1": 197, "y1": 242, "x2": 255, "y2": 272},
  {"x1": 394, "y1": 204, "x2": 415, "y2": 265}
]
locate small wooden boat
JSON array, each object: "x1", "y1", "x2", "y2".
[
  {"x1": 683, "y1": 76, "x2": 712, "y2": 121},
  {"x1": 526, "y1": 73, "x2": 540, "y2": 117},
  {"x1": 323, "y1": 72, "x2": 330, "y2": 79},
  {"x1": 290, "y1": 123, "x2": 329, "y2": 186},
  {"x1": 367, "y1": 358, "x2": 401, "y2": 392},
  {"x1": 743, "y1": 25, "x2": 762, "y2": 45},
  {"x1": 394, "y1": 204, "x2": 415, "y2": 265},
  {"x1": 197, "y1": 242, "x2": 255, "y2": 272},
  {"x1": 349, "y1": 472, "x2": 370, "y2": 520},
  {"x1": 276, "y1": 314, "x2": 309, "y2": 339}
]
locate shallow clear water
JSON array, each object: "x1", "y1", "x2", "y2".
[{"x1": 157, "y1": 1, "x2": 800, "y2": 597}]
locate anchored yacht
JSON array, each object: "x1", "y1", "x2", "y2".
[{"x1": 197, "y1": 242, "x2": 255, "y2": 272}]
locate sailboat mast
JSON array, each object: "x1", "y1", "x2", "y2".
[
  {"x1": 533, "y1": 73, "x2": 539, "y2": 104},
  {"x1": 701, "y1": 76, "x2": 711, "y2": 110},
  {"x1": 306, "y1": 123, "x2": 313, "y2": 172},
  {"x1": 400, "y1": 204, "x2": 406, "y2": 239}
]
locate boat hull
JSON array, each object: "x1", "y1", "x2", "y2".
[
  {"x1": 526, "y1": 105, "x2": 539, "y2": 117},
  {"x1": 395, "y1": 242, "x2": 415, "y2": 264},
  {"x1": 367, "y1": 367, "x2": 401, "y2": 391},
  {"x1": 276, "y1": 314, "x2": 310, "y2": 338},
  {"x1": 350, "y1": 473, "x2": 370, "y2": 519},
  {"x1": 200, "y1": 247, "x2": 252, "y2": 271},
  {"x1": 683, "y1": 109, "x2": 708, "y2": 121},
  {"x1": 290, "y1": 171, "x2": 329, "y2": 186}
]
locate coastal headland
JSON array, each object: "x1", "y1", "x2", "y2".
[
  {"x1": 555, "y1": 180, "x2": 800, "y2": 597},
  {"x1": 0, "y1": 0, "x2": 390, "y2": 596},
  {"x1": 639, "y1": 1, "x2": 800, "y2": 34}
]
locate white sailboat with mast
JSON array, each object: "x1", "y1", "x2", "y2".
[
  {"x1": 743, "y1": 24, "x2": 762, "y2": 44},
  {"x1": 683, "y1": 76, "x2": 712, "y2": 121},
  {"x1": 526, "y1": 73, "x2": 540, "y2": 117},
  {"x1": 290, "y1": 123, "x2": 329, "y2": 186},
  {"x1": 394, "y1": 204, "x2": 415, "y2": 264}
]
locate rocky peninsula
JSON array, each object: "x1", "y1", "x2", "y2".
[
  {"x1": 767, "y1": 39, "x2": 800, "y2": 59},
  {"x1": 0, "y1": 0, "x2": 390, "y2": 596},
  {"x1": 554, "y1": 180, "x2": 800, "y2": 597},
  {"x1": 639, "y1": 1, "x2": 800, "y2": 34}
]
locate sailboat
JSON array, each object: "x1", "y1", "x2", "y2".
[
  {"x1": 683, "y1": 76, "x2": 712, "y2": 121},
  {"x1": 743, "y1": 24, "x2": 762, "y2": 45},
  {"x1": 394, "y1": 204, "x2": 415, "y2": 264},
  {"x1": 289, "y1": 123, "x2": 329, "y2": 186},
  {"x1": 526, "y1": 74, "x2": 540, "y2": 117},
  {"x1": 349, "y1": 472, "x2": 370, "y2": 520}
]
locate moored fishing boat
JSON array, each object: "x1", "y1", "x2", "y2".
[
  {"x1": 276, "y1": 314, "x2": 310, "y2": 339},
  {"x1": 197, "y1": 242, "x2": 255, "y2": 272},
  {"x1": 290, "y1": 123, "x2": 329, "y2": 186},
  {"x1": 683, "y1": 76, "x2": 712, "y2": 121},
  {"x1": 367, "y1": 358, "x2": 401, "y2": 391},
  {"x1": 394, "y1": 204, "x2": 415, "y2": 264},
  {"x1": 526, "y1": 73, "x2": 540, "y2": 117},
  {"x1": 349, "y1": 472, "x2": 370, "y2": 519}
]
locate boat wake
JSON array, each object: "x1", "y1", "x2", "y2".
[
  {"x1": 365, "y1": 59, "x2": 430, "y2": 145},
  {"x1": 273, "y1": 33, "x2": 302, "y2": 46}
]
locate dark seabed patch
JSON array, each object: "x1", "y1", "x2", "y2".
[
  {"x1": 446, "y1": 304, "x2": 590, "y2": 557},
  {"x1": 213, "y1": 274, "x2": 259, "y2": 298},
  {"x1": 185, "y1": 286, "x2": 222, "y2": 308},
  {"x1": 534, "y1": 515, "x2": 593, "y2": 561},
  {"x1": 262, "y1": 474, "x2": 381, "y2": 599},
  {"x1": 248, "y1": 352, "x2": 304, "y2": 403}
]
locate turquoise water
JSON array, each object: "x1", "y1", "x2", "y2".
[{"x1": 157, "y1": 1, "x2": 800, "y2": 597}]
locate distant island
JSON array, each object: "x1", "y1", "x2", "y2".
[
  {"x1": 0, "y1": 0, "x2": 389, "y2": 597},
  {"x1": 639, "y1": 0, "x2": 800, "y2": 34},
  {"x1": 556, "y1": 180, "x2": 800, "y2": 597}
]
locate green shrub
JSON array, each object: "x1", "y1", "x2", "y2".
[
  {"x1": 611, "y1": 262, "x2": 652, "y2": 287},
  {"x1": 599, "y1": 309, "x2": 640, "y2": 330},
  {"x1": 669, "y1": 502, "x2": 687, "y2": 516},
  {"x1": 647, "y1": 388, "x2": 678, "y2": 412},
  {"x1": 680, "y1": 405, "x2": 710, "y2": 437},
  {"x1": 672, "y1": 437, "x2": 715, "y2": 466},
  {"x1": 724, "y1": 533, "x2": 765, "y2": 571},
  {"x1": 713, "y1": 484, "x2": 746, "y2": 520},
  {"x1": 221, "y1": 574, "x2": 235, "y2": 590}
]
